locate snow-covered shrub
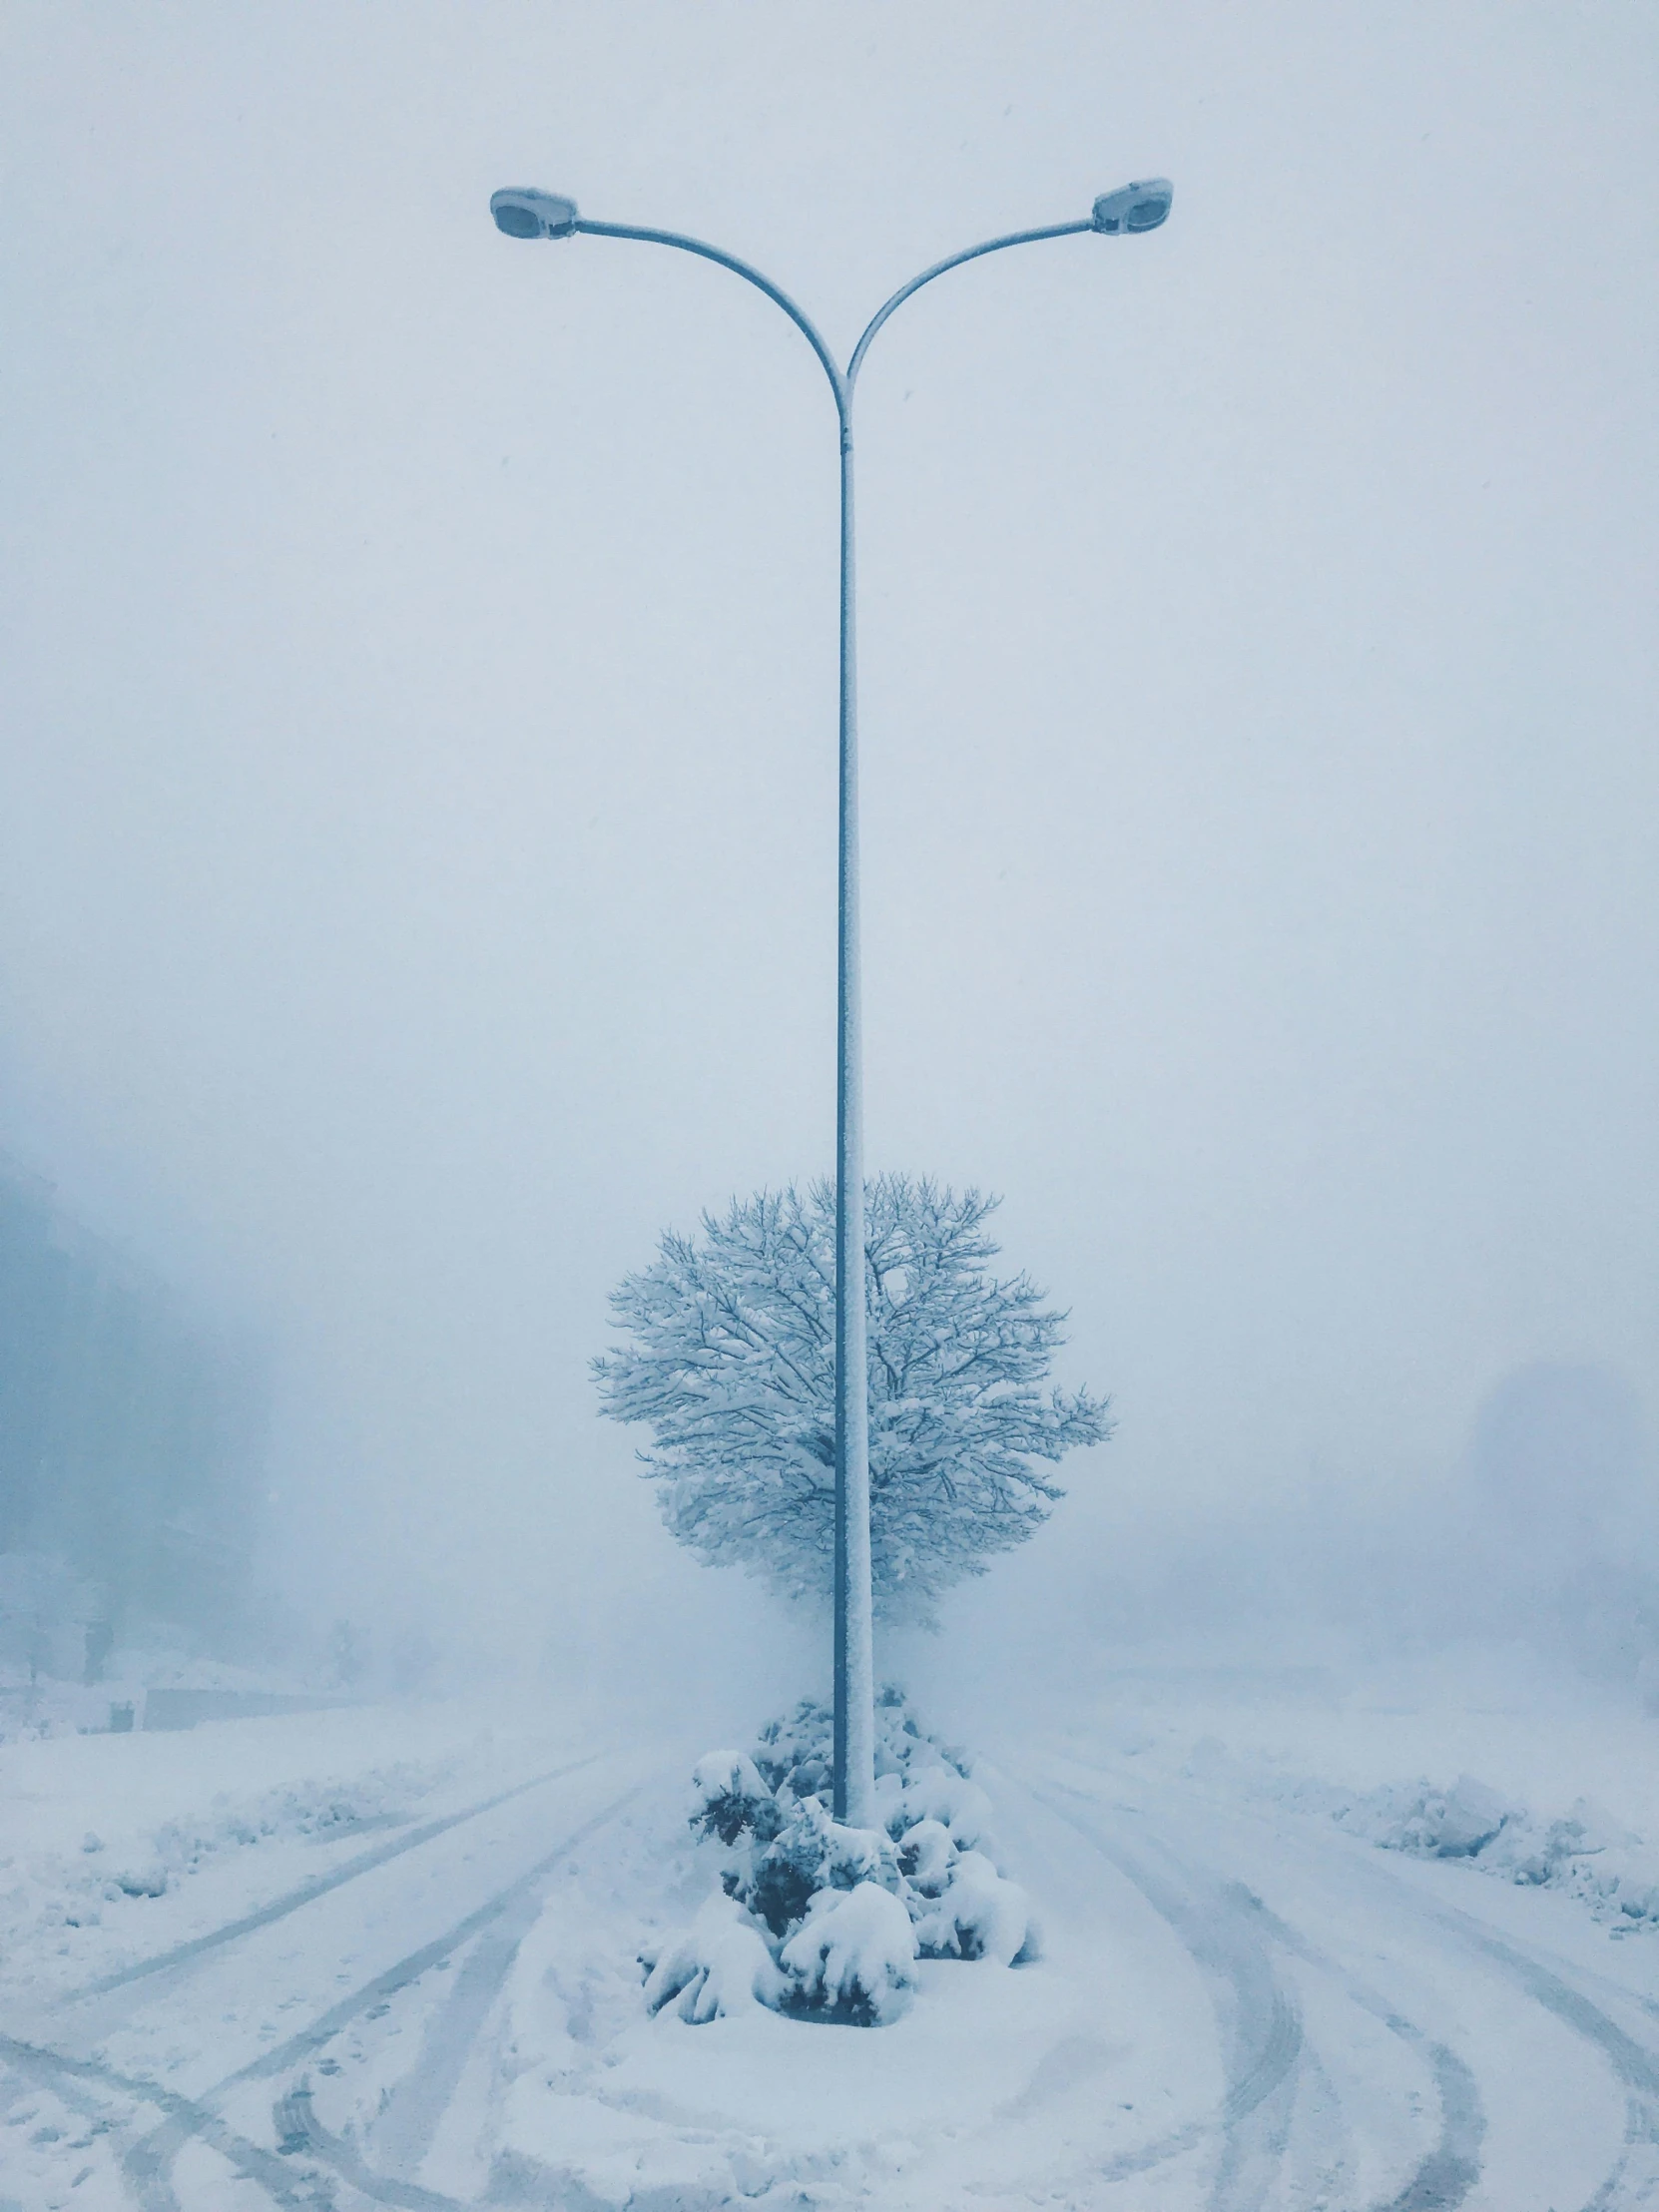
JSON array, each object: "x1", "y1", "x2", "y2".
[
  {"x1": 643, "y1": 1691, "x2": 1037, "y2": 2028},
  {"x1": 892, "y1": 1763, "x2": 993, "y2": 1851},
  {"x1": 689, "y1": 1751, "x2": 779, "y2": 1847},
  {"x1": 726, "y1": 1787, "x2": 904, "y2": 1938},
  {"x1": 896, "y1": 1818, "x2": 954, "y2": 1895},
  {"x1": 752, "y1": 1699, "x2": 853, "y2": 1798},
  {"x1": 741, "y1": 1800, "x2": 840, "y2": 1936},
  {"x1": 909, "y1": 1849, "x2": 1034, "y2": 1966},
  {"x1": 642, "y1": 1894, "x2": 785, "y2": 2022},
  {"x1": 778, "y1": 1882, "x2": 918, "y2": 2024}
]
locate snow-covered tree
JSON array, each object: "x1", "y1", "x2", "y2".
[{"x1": 592, "y1": 1177, "x2": 1110, "y2": 1625}]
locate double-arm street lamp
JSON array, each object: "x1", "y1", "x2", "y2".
[{"x1": 490, "y1": 177, "x2": 1174, "y2": 1828}]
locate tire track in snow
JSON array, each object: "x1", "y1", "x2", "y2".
[
  {"x1": 271, "y1": 1766, "x2": 656, "y2": 2205},
  {"x1": 1026, "y1": 1768, "x2": 1490, "y2": 2210},
  {"x1": 277, "y1": 1840, "x2": 573, "y2": 2202},
  {"x1": 58, "y1": 1747, "x2": 606, "y2": 2009},
  {"x1": 1040, "y1": 1745, "x2": 1659, "y2": 2211},
  {"x1": 1118, "y1": 1754, "x2": 1659, "y2": 2210},
  {"x1": 2, "y1": 1771, "x2": 647, "y2": 2212},
  {"x1": 275, "y1": 2087, "x2": 463, "y2": 2212},
  {"x1": 1271, "y1": 1862, "x2": 1659, "y2": 2210},
  {"x1": 1225, "y1": 1882, "x2": 1484, "y2": 2212},
  {"x1": 204, "y1": 1778, "x2": 644, "y2": 2094},
  {"x1": 365, "y1": 1892, "x2": 540, "y2": 2177},
  {"x1": 0, "y1": 2033, "x2": 314, "y2": 2212},
  {"x1": 1022, "y1": 1774, "x2": 1309, "y2": 2209},
  {"x1": 1394, "y1": 1895, "x2": 1659, "y2": 2212},
  {"x1": 275, "y1": 2088, "x2": 464, "y2": 2212},
  {"x1": 130, "y1": 1777, "x2": 648, "y2": 2211}
]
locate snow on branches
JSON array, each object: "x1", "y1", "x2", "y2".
[{"x1": 592, "y1": 1176, "x2": 1110, "y2": 1625}]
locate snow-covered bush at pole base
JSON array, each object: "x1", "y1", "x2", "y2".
[{"x1": 638, "y1": 1690, "x2": 1037, "y2": 2026}]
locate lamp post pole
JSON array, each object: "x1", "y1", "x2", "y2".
[
  {"x1": 833, "y1": 385, "x2": 873, "y2": 1829},
  {"x1": 489, "y1": 179, "x2": 1173, "y2": 1829}
]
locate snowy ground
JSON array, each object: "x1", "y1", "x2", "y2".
[{"x1": 4, "y1": 1652, "x2": 1659, "y2": 2208}]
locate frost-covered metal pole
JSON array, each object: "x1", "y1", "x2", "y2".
[
  {"x1": 832, "y1": 402, "x2": 876, "y2": 1828},
  {"x1": 486, "y1": 177, "x2": 1173, "y2": 1835}
]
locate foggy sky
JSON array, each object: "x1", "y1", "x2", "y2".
[{"x1": 2, "y1": 4, "x2": 1655, "y2": 1671}]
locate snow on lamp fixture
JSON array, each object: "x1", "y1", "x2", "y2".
[
  {"x1": 490, "y1": 189, "x2": 579, "y2": 239},
  {"x1": 1092, "y1": 179, "x2": 1174, "y2": 234}
]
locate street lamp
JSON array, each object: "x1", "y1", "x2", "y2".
[{"x1": 489, "y1": 178, "x2": 1173, "y2": 1829}]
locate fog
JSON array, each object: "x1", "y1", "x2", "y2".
[{"x1": 2, "y1": 4, "x2": 1655, "y2": 1707}]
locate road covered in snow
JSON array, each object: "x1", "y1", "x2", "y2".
[{"x1": 3, "y1": 1672, "x2": 1659, "y2": 2209}]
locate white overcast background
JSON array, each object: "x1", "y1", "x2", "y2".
[{"x1": 2, "y1": 5, "x2": 1654, "y2": 1686}]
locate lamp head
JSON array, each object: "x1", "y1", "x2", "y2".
[
  {"x1": 1091, "y1": 179, "x2": 1173, "y2": 235},
  {"x1": 490, "y1": 188, "x2": 580, "y2": 240}
]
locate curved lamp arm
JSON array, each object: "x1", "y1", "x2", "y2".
[
  {"x1": 492, "y1": 194, "x2": 1161, "y2": 418},
  {"x1": 845, "y1": 220, "x2": 1093, "y2": 391},
  {"x1": 575, "y1": 219, "x2": 849, "y2": 416},
  {"x1": 575, "y1": 217, "x2": 1102, "y2": 410}
]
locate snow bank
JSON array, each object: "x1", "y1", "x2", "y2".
[
  {"x1": 1329, "y1": 1774, "x2": 1659, "y2": 1930},
  {"x1": 1167, "y1": 1721, "x2": 1659, "y2": 1938}
]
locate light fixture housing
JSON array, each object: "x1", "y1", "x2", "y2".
[
  {"x1": 1091, "y1": 179, "x2": 1173, "y2": 235},
  {"x1": 490, "y1": 188, "x2": 580, "y2": 240}
]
